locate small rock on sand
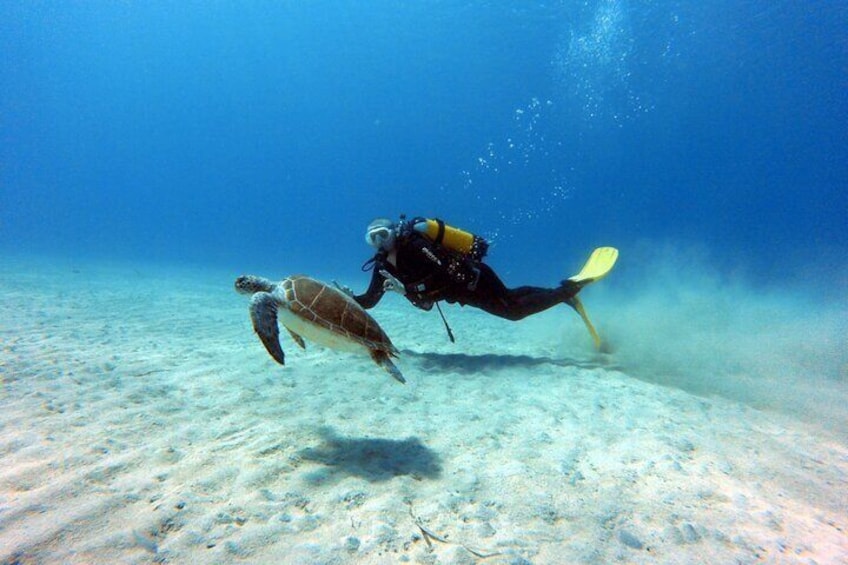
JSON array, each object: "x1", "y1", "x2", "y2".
[{"x1": 618, "y1": 529, "x2": 644, "y2": 549}]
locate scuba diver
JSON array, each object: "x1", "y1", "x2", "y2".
[{"x1": 341, "y1": 215, "x2": 618, "y2": 347}]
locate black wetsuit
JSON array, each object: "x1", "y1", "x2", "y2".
[{"x1": 354, "y1": 230, "x2": 579, "y2": 321}]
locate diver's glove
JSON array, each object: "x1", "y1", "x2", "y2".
[
  {"x1": 379, "y1": 270, "x2": 407, "y2": 295},
  {"x1": 332, "y1": 280, "x2": 355, "y2": 298}
]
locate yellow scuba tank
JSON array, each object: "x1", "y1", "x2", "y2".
[{"x1": 412, "y1": 218, "x2": 489, "y2": 261}]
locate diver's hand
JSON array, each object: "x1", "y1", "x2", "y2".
[
  {"x1": 379, "y1": 270, "x2": 406, "y2": 295},
  {"x1": 332, "y1": 280, "x2": 355, "y2": 298}
]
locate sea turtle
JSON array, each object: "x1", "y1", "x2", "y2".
[{"x1": 234, "y1": 274, "x2": 405, "y2": 383}]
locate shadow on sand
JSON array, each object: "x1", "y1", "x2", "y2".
[
  {"x1": 298, "y1": 427, "x2": 442, "y2": 484},
  {"x1": 401, "y1": 349, "x2": 620, "y2": 374}
]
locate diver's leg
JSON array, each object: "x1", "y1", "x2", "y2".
[
  {"x1": 504, "y1": 285, "x2": 575, "y2": 319},
  {"x1": 464, "y1": 265, "x2": 575, "y2": 321}
]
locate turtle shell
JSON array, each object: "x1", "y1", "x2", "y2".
[{"x1": 282, "y1": 275, "x2": 397, "y2": 354}]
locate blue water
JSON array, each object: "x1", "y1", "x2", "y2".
[
  {"x1": 2, "y1": 5, "x2": 848, "y2": 561},
  {"x1": 2, "y1": 1, "x2": 846, "y2": 287}
]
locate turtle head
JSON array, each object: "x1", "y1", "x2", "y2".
[{"x1": 234, "y1": 275, "x2": 275, "y2": 295}]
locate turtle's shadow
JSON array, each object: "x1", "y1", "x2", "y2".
[
  {"x1": 297, "y1": 427, "x2": 442, "y2": 484},
  {"x1": 401, "y1": 349, "x2": 617, "y2": 374}
]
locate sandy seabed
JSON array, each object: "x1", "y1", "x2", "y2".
[{"x1": 1, "y1": 257, "x2": 846, "y2": 564}]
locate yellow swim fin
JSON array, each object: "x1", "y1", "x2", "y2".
[
  {"x1": 567, "y1": 246, "x2": 619, "y2": 288},
  {"x1": 567, "y1": 296, "x2": 602, "y2": 349},
  {"x1": 565, "y1": 247, "x2": 619, "y2": 349}
]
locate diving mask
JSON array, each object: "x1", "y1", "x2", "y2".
[{"x1": 365, "y1": 219, "x2": 396, "y2": 250}]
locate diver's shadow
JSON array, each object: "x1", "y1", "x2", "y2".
[
  {"x1": 297, "y1": 427, "x2": 442, "y2": 484},
  {"x1": 402, "y1": 349, "x2": 616, "y2": 374}
]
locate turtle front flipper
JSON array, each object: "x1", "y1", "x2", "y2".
[{"x1": 249, "y1": 292, "x2": 286, "y2": 365}]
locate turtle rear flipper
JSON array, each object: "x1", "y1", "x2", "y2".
[
  {"x1": 371, "y1": 350, "x2": 405, "y2": 384},
  {"x1": 287, "y1": 329, "x2": 306, "y2": 349},
  {"x1": 249, "y1": 292, "x2": 286, "y2": 365}
]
